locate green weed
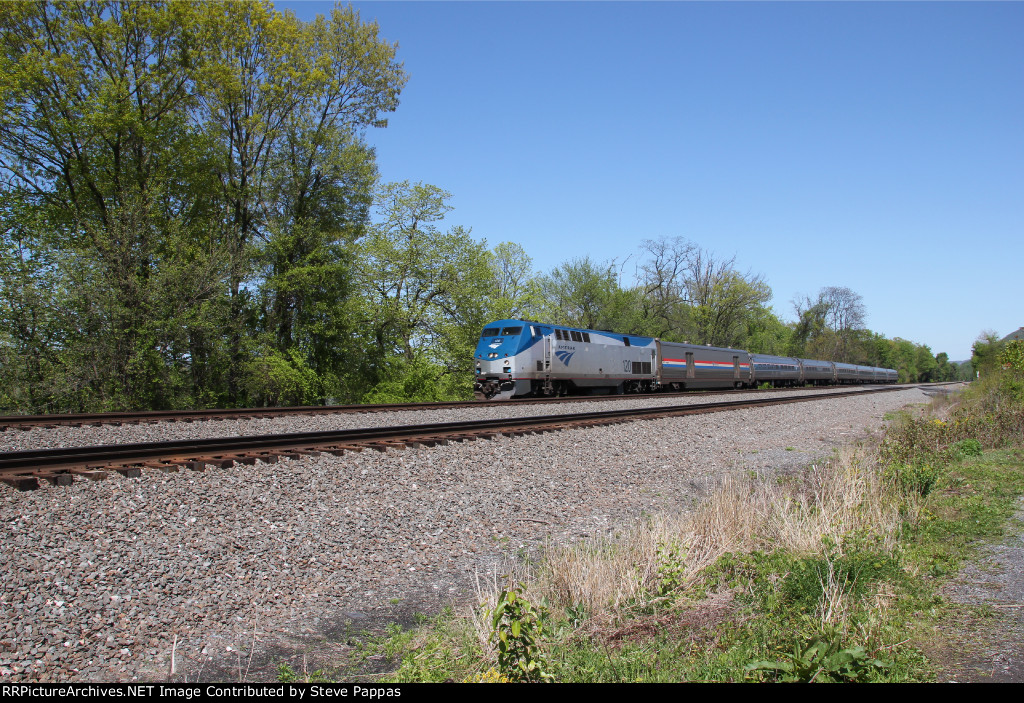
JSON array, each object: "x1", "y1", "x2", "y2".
[{"x1": 487, "y1": 584, "x2": 554, "y2": 682}]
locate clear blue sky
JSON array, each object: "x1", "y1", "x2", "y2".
[{"x1": 283, "y1": 1, "x2": 1023, "y2": 361}]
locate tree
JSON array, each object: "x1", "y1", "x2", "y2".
[
  {"x1": 0, "y1": 191, "x2": 65, "y2": 411},
  {"x1": 0, "y1": 0, "x2": 224, "y2": 409},
  {"x1": 819, "y1": 286, "x2": 866, "y2": 361},
  {"x1": 915, "y1": 344, "x2": 939, "y2": 382},
  {"x1": 637, "y1": 237, "x2": 772, "y2": 347},
  {"x1": 0, "y1": 1, "x2": 408, "y2": 410},
  {"x1": 789, "y1": 287, "x2": 866, "y2": 363},
  {"x1": 536, "y1": 257, "x2": 625, "y2": 332},
  {"x1": 743, "y1": 306, "x2": 792, "y2": 355},
  {"x1": 682, "y1": 248, "x2": 772, "y2": 348},
  {"x1": 971, "y1": 330, "x2": 1004, "y2": 378},
  {"x1": 354, "y1": 181, "x2": 492, "y2": 400},
  {"x1": 194, "y1": 0, "x2": 407, "y2": 404},
  {"x1": 638, "y1": 236, "x2": 695, "y2": 339},
  {"x1": 486, "y1": 241, "x2": 544, "y2": 321}
]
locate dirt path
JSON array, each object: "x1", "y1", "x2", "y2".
[{"x1": 930, "y1": 496, "x2": 1024, "y2": 682}]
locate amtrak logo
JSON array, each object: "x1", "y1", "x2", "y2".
[{"x1": 555, "y1": 350, "x2": 575, "y2": 366}]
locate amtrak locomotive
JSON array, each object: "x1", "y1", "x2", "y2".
[{"x1": 473, "y1": 319, "x2": 897, "y2": 400}]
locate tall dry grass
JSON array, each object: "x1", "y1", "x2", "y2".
[{"x1": 493, "y1": 444, "x2": 913, "y2": 624}]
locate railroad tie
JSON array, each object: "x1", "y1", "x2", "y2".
[
  {"x1": 365, "y1": 441, "x2": 404, "y2": 452},
  {"x1": 1, "y1": 476, "x2": 40, "y2": 491},
  {"x1": 142, "y1": 461, "x2": 181, "y2": 473},
  {"x1": 71, "y1": 469, "x2": 108, "y2": 481},
  {"x1": 39, "y1": 473, "x2": 74, "y2": 487},
  {"x1": 322, "y1": 446, "x2": 358, "y2": 456}
]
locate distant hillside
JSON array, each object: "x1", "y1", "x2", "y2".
[{"x1": 1002, "y1": 327, "x2": 1024, "y2": 343}]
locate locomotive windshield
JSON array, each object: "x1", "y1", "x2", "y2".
[
  {"x1": 481, "y1": 328, "x2": 500, "y2": 337},
  {"x1": 500, "y1": 326, "x2": 523, "y2": 335}
]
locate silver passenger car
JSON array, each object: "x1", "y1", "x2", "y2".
[
  {"x1": 750, "y1": 354, "x2": 803, "y2": 387},
  {"x1": 658, "y1": 341, "x2": 752, "y2": 390}
]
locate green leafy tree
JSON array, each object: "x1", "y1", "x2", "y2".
[
  {"x1": 534, "y1": 257, "x2": 647, "y2": 334},
  {"x1": 0, "y1": 192, "x2": 65, "y2": 412},
  {"x1": 195, "y1": 0, "x2": 406, "y2": 404},
  {"x1": 0, "y1": 1, "x2": 407, "y2": 410},
  {"x1": 637, "y1": 237, "x2": 771, "y2": 348},
  {"x1": 743, "y1": 305, "x2": 793, "y2": 355},
  {"x1": 972, "y1": 331, "x2": 1005, "y2": 378},
  {"x1": 682, "y1": 249, "x2": 771, "y2": 348},
  {"x1": 485, "y1": 241, "x2": 544, "y2": 321},
  {"x1": 0, "y1": 0, "x2": 224, "y2": 410},
  {"x1": 915, "y1": 344, "x2": 939, "y2": 382},
  {"x1": 354, "y1": 181, "x2": 492, "y2": 401}
]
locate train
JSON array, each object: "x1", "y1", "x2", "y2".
[{"x1": 473, "y1": 319, "x2": 898, "y2": 400}]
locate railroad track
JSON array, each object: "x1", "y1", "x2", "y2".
[
  {"x1": 0, "y1": 383, "x2": 926, "y2": 431},
  {"x1": 0, "y1": 385, "x2": 923, "y2": 491}
]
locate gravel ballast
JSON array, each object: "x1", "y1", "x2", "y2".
[{"x1": 0, "y1": 387, "x2": 932, "y2": 681}]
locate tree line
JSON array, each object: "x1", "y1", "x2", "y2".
[{"x1": 0, "y1": 1, "x2": 960, "y2": 414}]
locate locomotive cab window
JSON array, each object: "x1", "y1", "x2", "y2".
[
  {"x1": 481, "y1": 328, "x2": 499, "y2": 337},
  {"x1": 623, "y1": 337, "x2": 631, "y2": 347},
  {"x1": 500, "y1": 326, "x2": 523, "y2": 336}
]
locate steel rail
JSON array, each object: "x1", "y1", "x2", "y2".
[{"x1": 0, "y1": 385, "x2": 918, "y2": 489}]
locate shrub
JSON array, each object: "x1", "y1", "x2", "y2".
[
  {"x1": 951, "y1": 438, "x2": 982, "y2": 458},
  {"x1": 487, "y1": 584, "x2": 553, "y2": 682},
  {"x1": 655, "y1": 540, "x2": 687, "y2": 596}
]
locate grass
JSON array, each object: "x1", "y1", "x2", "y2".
[{"x1": 299, "y1": 370, "x2": 1024, "y2": 683}]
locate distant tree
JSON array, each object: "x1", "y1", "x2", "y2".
[
  {"x1": 788, "y1": 295, "x2": 830, "y2": 358},
  {"x1": 637, "y1": 237, "x2": 770, "y2": 348},
  {"x1": 743, "y1": 306, "x2": 792, "y2": 356},
  {"x1": 934, "y1": 352, "x2": 956, "y2": 381},
  {"x1": 638, "y1": 236, "x2": 695, "y2": 338},
  {"x1": 486, "y1": 242, "x2": 544, "y2": 321},
  {"x1": 789, "y1": 286, "x2": 866, "y2": 363},
  {"x1": 972, "y1": 330, "x2": 1005, "y2": 377},
  {"x1": 916, "y1": 344, "x2": 939, "y2": 382}
]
